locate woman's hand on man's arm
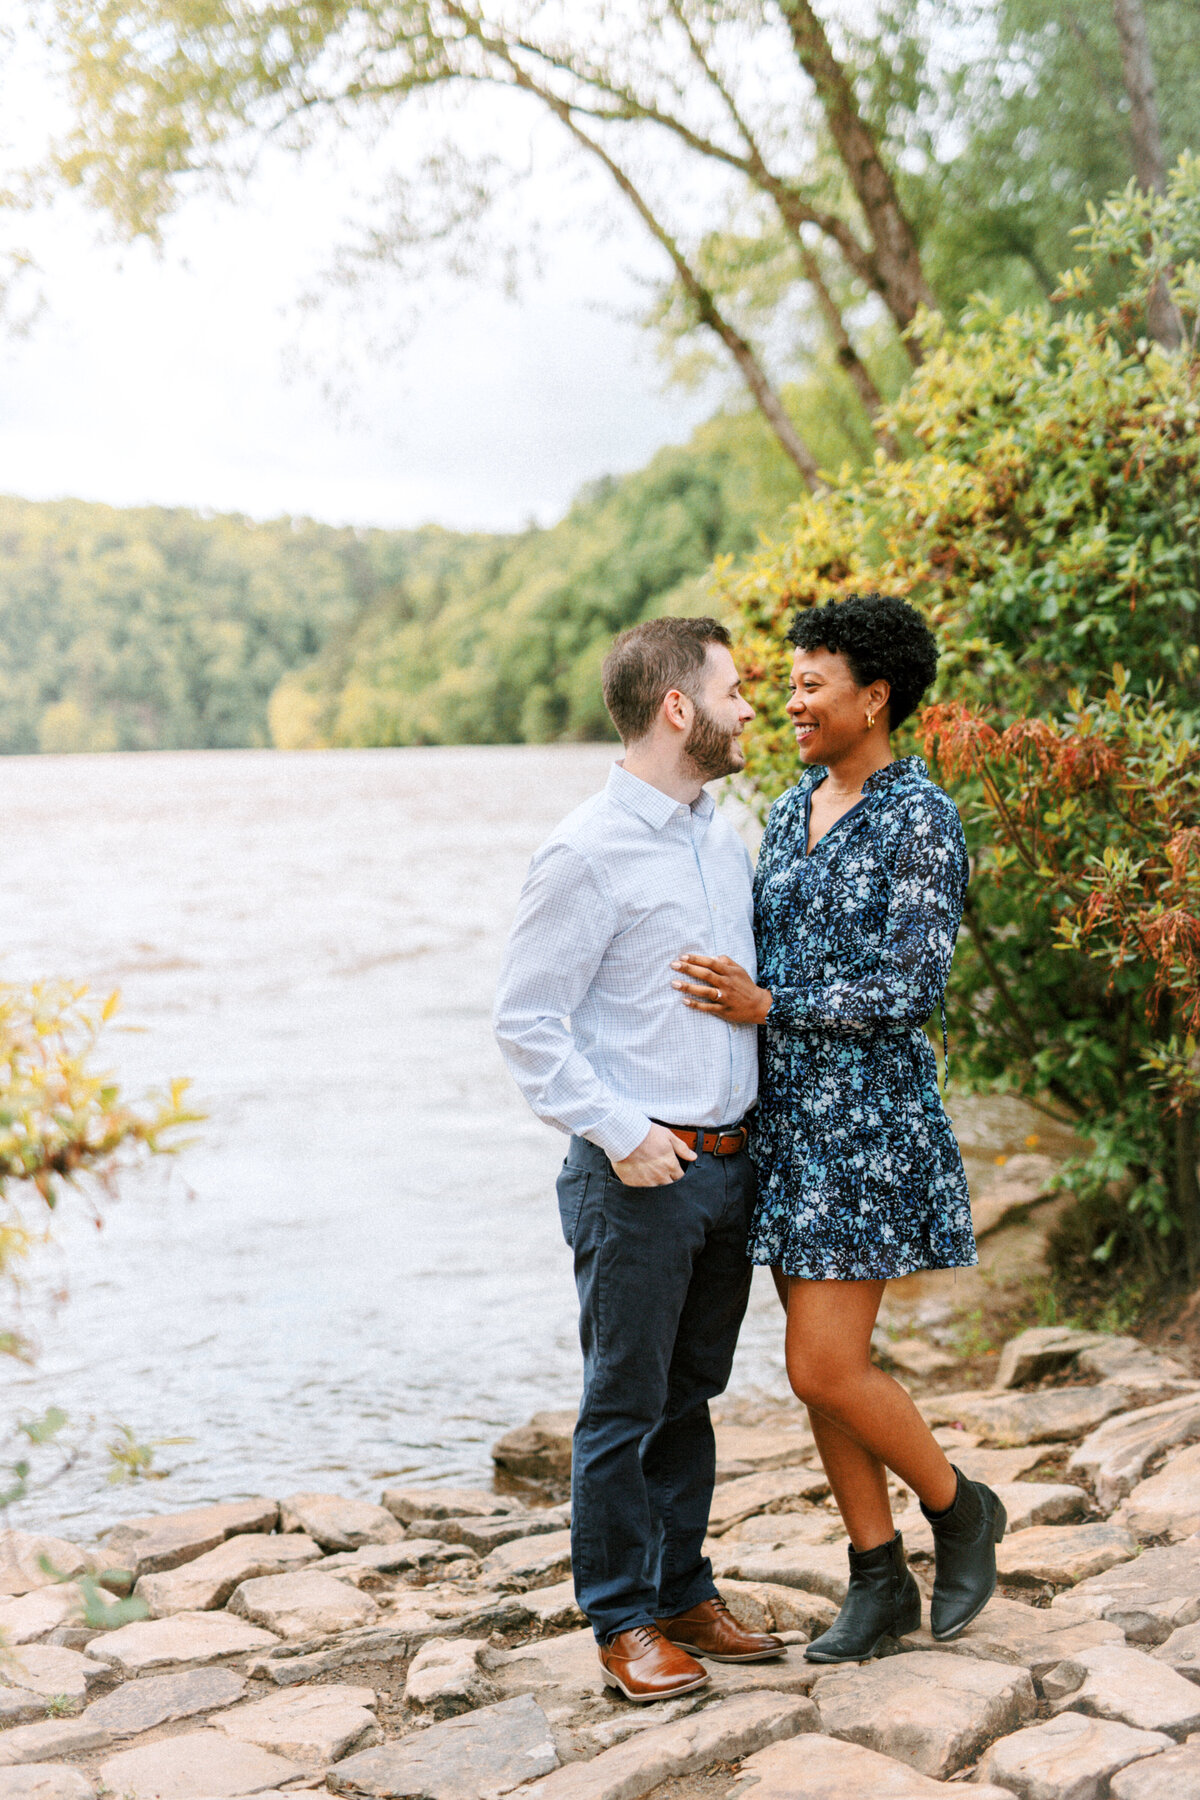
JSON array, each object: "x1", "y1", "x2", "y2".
[{"x1": 672, "y1": 953, "x2": 773, "y2": 1026}]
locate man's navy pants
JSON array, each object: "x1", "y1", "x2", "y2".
[{"x1": 556, "y1": 1132, "x2": 755, "y2": 1644}]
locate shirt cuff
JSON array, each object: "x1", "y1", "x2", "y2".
[{"x1": 586, "y1": 1105, "x2": 653, "y2": 1163}]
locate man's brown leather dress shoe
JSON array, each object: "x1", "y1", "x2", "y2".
[
  {"x1": 657, "y1": 1596, "x2": 785, "y2": 1663},
  {"x1": 598, "y1": 1623, "x2": 710, "y2": 1702}
]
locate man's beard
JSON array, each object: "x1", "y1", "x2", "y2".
[{"x1": 683, "y1": 698, "x2": 744, "y2": 781}]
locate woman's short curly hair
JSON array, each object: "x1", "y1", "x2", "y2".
[{"x1": 787, "y1": 592, "x2": 938, "y2": 729}]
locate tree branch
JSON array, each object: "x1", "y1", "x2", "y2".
[{"x1": 776, "y1": 0, "x2": 935, "y2": 357}]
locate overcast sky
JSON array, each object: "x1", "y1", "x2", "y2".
[{"x1": 0, "y1": 54, "x2": 719, "y2": 533}]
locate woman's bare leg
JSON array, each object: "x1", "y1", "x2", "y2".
[{"x1": 783, "y1": 1276, "x2": 957, "y2": 1536}]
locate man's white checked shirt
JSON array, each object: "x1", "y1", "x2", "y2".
[{"x1": 493, "y1": 762, "x2": 759, "y2": 1161}]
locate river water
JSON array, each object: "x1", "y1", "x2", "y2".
[{"x1": 0, "y1": 746, "x2": 1060, "y2": 1538}]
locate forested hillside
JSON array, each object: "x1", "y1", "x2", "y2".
[
  {"x1": 269, "y1": 405, "x2": 811, "y2": 750},
  {"x1": 0, "y1": 403, "x2": 804, "y2": 756},
  {"x1": 0, "y1": 498, "x2": 382, "y2": 753}
]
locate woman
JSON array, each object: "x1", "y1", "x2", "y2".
[{"x1": 672, "y1": 592, "x2": 1004, "y2": 1663}]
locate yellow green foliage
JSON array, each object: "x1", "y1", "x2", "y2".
[
  {"x1": 719, "y1": 159, "x2": 1200, "y2": 1294},
  {"x1": 0, "y1": 982, "x2": 199, "y2": 1350}
]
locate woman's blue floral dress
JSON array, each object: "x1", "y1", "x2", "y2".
[{"x1": 749, "y1": 755, "x2": 976, "y2": 1281}]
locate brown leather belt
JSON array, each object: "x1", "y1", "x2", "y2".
[{"x1": 659, "y1": 1123, "x2": 748, "y2": 1156}]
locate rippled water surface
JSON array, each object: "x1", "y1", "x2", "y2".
[{"x1": 0, "y1": 746, "x2": 1061, "y2": 1537}]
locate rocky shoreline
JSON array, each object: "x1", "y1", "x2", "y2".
[{"x1": 0, "y1": 1321, "x2": 1197, "y2": 1799}]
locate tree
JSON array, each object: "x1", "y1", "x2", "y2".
[
  {"x1": 43, "y1": 0, "x2": 940, "y2": 481},
  {"x1": 930, "y1": 0, "x2": 1200, "y2": 319},
  {"x1": 717, "y1": 159, "x2": 1200, "y2": 1297}
]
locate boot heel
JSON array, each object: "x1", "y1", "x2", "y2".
[
  {"x1": 896, "y1": 1578, "x2": 922, "y2": 1637},
  {"x1": 993, "y1": 1500, "x2": 1008, "y2": 1545}
]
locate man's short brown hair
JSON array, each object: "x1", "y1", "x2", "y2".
[{"x1": 601, "y1": 616, "x2": 732, "y2": 744}]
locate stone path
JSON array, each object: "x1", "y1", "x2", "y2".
[{"x1": 0, "y1": 1326, "x2": 1199, "y2": 1799}]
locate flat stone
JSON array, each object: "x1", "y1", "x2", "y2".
[
  {"x1": 708, "y1": 1541, "x2": 850, "y2": 1603},
  {"x1": 725, "y1": 1733, "x2": 1016, "y2": 1799},
  {"x1": 997, "y1": 1327, "x2": 1119, "y2": 1390},
  {"x1": 1114, "y1": 1442, "x2": 1200, "y2": 1541},
  {"x1": 713, "y1": 1421, "x2": 816, "y2": 1478},
  {"x1": 0, "y1": 1721, "x2": 112, "y2": 1767},
  {"x1": 997, "y1": 1522, "x2": 1137, "y2": 1587},
  {"x1": 319, "y1": 1540, "x2": 469, "y2": 1575},
  {"x1": 706, "y1": 1469, "x2": 830, "y2": 1537},
  {"x1": 493, "y1": 1627, "x2": 814, "y2": 1712},
  {"x1": 810, "y1": 1649, "x2": 1036, "y2": 1777},
  {"x1": 992, "y1": 1483, "x2": 1090, "y2": 1534},
  {"x1": 88, "y1": 1610, "x2": 278, "y2": 1674},
  {"x1": 904, "y1": 1594, "x2": 1123, "y2": 1677},
  {"x1": 409, "y1": 1516, "x2": 562, "y2": 1555},
  {"x1": 515, "y1": 1582, "x2": 583, "y2": 1632},
  {"x1": 1069, "y1": 1392, "x2": 1200, "y2": 1511},
  {"x1": 328, "y1": 1694, "x2": 558, "y2": 1798},
  {"x1": 381, "y1": 1487, "x2": 521, "y2": 1524},
  {"x1": 404, "y1": 1639, "x2": 496, "y2": 1719},
  {"x1": 1048, "y1": 1642, "x2": 1200, "y2": 1735},
  {"x1": 1074, "y1": 1339, "x2": 1195, "y2": 1398},
  {"x1": 214, "y1": 1685, "x2": 378, "y2": 1768},
  {"x1": 279, "y1": 1495, "x2": 403, "y2": 1553},
  {"x1": 978, "y1": 1709, "x2": 1172, "y2": 1800},
  {"x1": 1110, "y1": 1738, "x2": 1200, "y2": 1797},
  {"x1": 955, "y1": 1444, "x2": 1073, "y2": 1484},
  {"x1": 0, "y1": 1537, "x2": 94, "y2": 1597},
  {"x1": 1054, "y1": 1543, "x2": 1200, "y2": 1643},
  {"x1": 717, "y1": 1505, "x2": 846, "y2": 1549},
  {"x1": 0, "y1": 1695, "x2": 48, "y2": 1729},
  {"x1": 100, "y1": 1729, "x2": 304, "y2": 1799},
  {"x1": 1, "y1": 1648, "x2": 106, "y2": 1703},
  {"x1": 565, "y1": 1697, "x2": 705, "y2": 1761},
  {"x1": 228, "y1": 1572, "x2": 379, "y2": 1639},
  {"x1": 478, "y1": 1530, "x2": 572, "y2": 1590},
  {"x1": 0, "y1": 1591, "x2": 81, "y2": 1646},
  {"x1": 719, "y1": 1580, "x2": 838, "y2": 1640},
  {"x1": 520, "y1": 1690, "x2": 818, "y2": 1800},
  {"x1": 83, "y1": 1668, "x2": 247, "y2": 1737},
  {"x1": 923, "y1": 1386, "x2": 1128, "y2": 1446},
  {"x1": 135, "y1": 1533, "x2": 322, "y2": 1617},
  {"x1": 0, "y1": 1770, "x2": 95, "y2": 1800},
  {"x1": 1154, "y1": 1621, "x2": 1200, "y2": 1685},
  {"x1": 491, "y1": 1413, "x2": 576, "y2": 1484},
  {"x1": 102, "y1": 1501, "x2": 279, "y2": 1581},
  {"x1": 971, "y1": 1155, "x2": 1060, "y2": 1242},
  {"x1": 880, "y1": 1338, "x2": 958, "y2": 1378}
]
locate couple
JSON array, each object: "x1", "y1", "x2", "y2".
[{"x1": 493, "y1": 595, "x2": 1005, "y2": 1703}]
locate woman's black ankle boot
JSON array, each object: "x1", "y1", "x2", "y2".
[
  {"x1": 803, "y1": 1532, "x2": 922, "y2": 1663},
  {"x1": 923, "y1": 1466, "x2": 1007, "y2": 1640}
]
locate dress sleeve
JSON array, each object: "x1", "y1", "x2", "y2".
[{"x1": 767, "y1": 791, "x2": 968, "y2": 1036}]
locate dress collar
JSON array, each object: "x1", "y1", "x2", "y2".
[
  {"x1": 863, "y1": 755, "x2": 927, "y2": 793},
  {"x1": 607, "y1": 761, "x2": 716, "y2": 830},
  {"x1": 801, "y1": 754, "x2": 927, "y2": 797}
]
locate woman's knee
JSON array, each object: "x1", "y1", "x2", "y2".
[{"x1": 786, "y1": 1346, "x2": 867, "y2": 1411}]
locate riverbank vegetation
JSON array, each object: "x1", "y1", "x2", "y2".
[{"x1": 721, "y1": 165, "x2": 1200, "y2": 1309}]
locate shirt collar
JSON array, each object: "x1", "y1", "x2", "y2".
[{"x1": 607, "y1": 762, "x2": 716, "y2": 830}]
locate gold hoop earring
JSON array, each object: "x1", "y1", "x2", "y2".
[{"x1": 866, "y1": 713, "x2": 875, "y2": 730}]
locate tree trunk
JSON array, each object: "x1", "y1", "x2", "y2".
[
  {"x1": 554, "y1": 121, "x2": 825, "y2": 490},
  {"x1": 1112, "y1": 0, "x2": 1184, "y2": 349},
  {"x1": 798, "y1": 240, "x2": 898, "y2": 455},
  {"x1": 778, "y1": 0, "x2": 935, "y2": 359}
]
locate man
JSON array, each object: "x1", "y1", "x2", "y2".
[{"x1": 494, "y1": 616, "x2": 783, "y2": 1702}]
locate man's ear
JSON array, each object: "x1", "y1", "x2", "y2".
[{"x1": 662, "y1": 687, "x2": 693, "y2": 734}]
